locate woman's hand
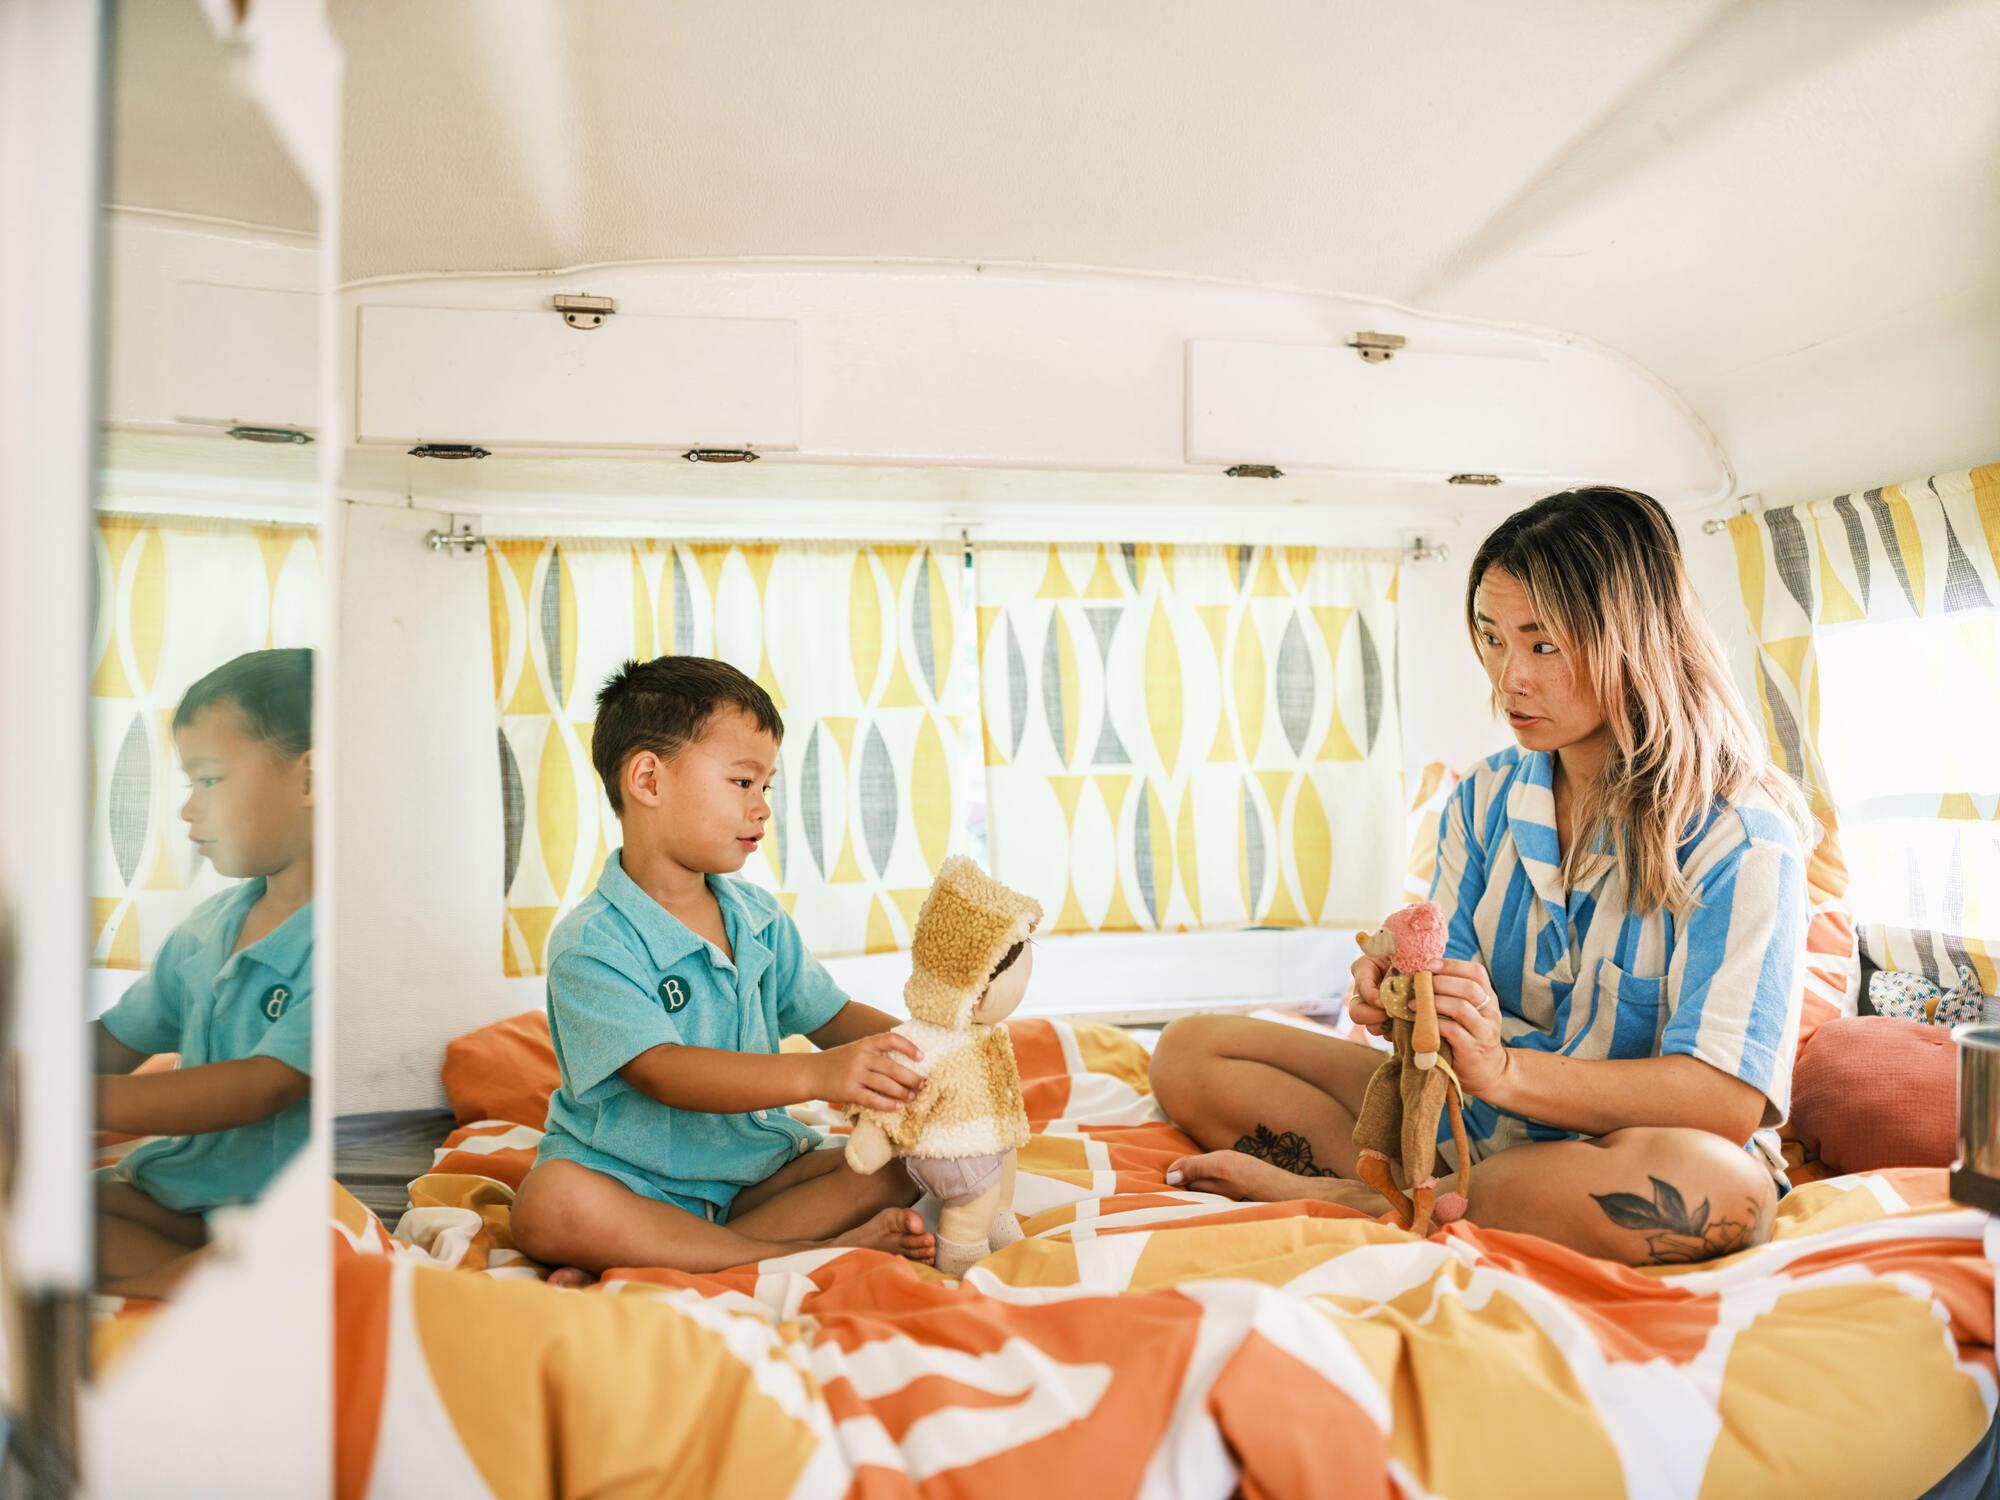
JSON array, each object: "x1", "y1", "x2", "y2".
[
  {"x1": 1346, "y1": 947, "x2": 1391, "y2": 1035},
  {"x1": 809, "y1": 1033, "x2": 924, "y2": 1112},
  {"x1": 1428, "y1": 958, "x2": 1511, "y2": 1098}
]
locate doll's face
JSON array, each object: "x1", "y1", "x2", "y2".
[
  {"x1": 970, "y1": 942, "x2": 1033, "y2": 1024},
  {"x1": 1359, "y1": 929, "x2": 1397, "y2": 963}
]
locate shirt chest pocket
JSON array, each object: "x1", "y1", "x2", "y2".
[
  {"x1": 657, "y1": 964, "x2": 765, "y2": 1050},
  {"x1": 1596, "y1": 959, "x2": 1667, "y2": 1060}
]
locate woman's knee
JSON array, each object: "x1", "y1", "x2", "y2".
[
  {"x1": 1148, "y1": 1014, "x2": 1229, "y2": 1114},
  {"x1": 1597, "y1": 1126, "x2": 1778, "y2": 1258}
]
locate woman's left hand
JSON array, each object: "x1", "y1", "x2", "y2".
[{"x1": 1428, "y1": 958, "x2": 1512, "y2": 1099}]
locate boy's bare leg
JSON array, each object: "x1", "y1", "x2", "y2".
[
  {"x1": 1149, "y1": 1014, "x2": 1384, "y2": 1178},
  {"x1": 726, "y1": 1150, "x2": 923, "y2": 1244},
  {"x1": 96, "y1": 1179, "x2": 207, "y2": 1294},
  {"x1": 725, "y1": 1143, "x2": 849, "y2": 1219},
  {"x1": 101, "y1": 1247, "x2": 211, "y2": 1301},
  {"x1": 1168, "y1": 1125, "x2": 1778, "y2": 1267},
  {"x1": 512, "y1": 1158, "x2": 932, "y2": 1279}
]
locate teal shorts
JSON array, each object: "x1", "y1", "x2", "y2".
[{"x1": 534, "y1": 1133, "x2": 739, "y2": 1224}]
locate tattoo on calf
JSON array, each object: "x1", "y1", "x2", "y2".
[
  {"x1": 1234, "y1": 1124, "x2": 1340, "y2": 1178},
  {"x1": 1591, "y1": 1176, "x2": 1763, "y2": 1264}
]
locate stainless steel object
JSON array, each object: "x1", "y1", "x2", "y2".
[{"x1": 1951, "y1": 1022, "x2": 2000, "y2": 1214}]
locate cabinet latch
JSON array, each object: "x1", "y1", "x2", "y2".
[
  {"x1": 552, "y1": 293, "x2": 617, "y2": 330},
  {"x1": 1347, "y1": 331, "x2": 1406, "y2": 364}
]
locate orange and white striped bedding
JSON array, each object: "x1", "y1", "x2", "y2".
[{"x1": 333, "y1": 1018, "x2": 1997, "y2": 1500}]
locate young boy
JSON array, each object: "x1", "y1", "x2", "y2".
[
  {"x1": 510, "y1": 656, "x2": 936, "y2": 1279},
  {"x1": 94, "y1": 648, "x2": 315, "y2": 1298}
]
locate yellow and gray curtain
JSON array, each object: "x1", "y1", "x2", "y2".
[
  {"x1": 489, "y1": 539, "x2": 970, "y2": 973},
  {"x1": 1727, "y1": 463, "x2": 1999, "y2": 990},
  {"x1": 90, "y1": 514, "x2": 320, "y2": 969},
  {"x1": 976, "y1": 543, "x2": 1404, "y2": 933}
]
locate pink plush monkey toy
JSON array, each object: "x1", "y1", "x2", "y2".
[{"x1": 1351, "y1": 900, "x2": 1472, "y2": 1235}]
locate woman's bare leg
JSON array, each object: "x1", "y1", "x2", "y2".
[
  {"x1": 1169, "y1": 1125, "x2": 1778, "y2": 1267},
  {"x1": 1149, "y1": 1014, "x2": 1384, "y2": 1177},
  {"x1": 1443, "y1": 1125, "x2": 1778, "y2": 1265}
]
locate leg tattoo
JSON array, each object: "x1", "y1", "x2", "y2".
[
  {"x1": 1591, "y1": 1176, "x2": 1764, "y2": 1264},
  {"x1": 1233, "y1": 1124, "x2": 1340, "y2": 1178}
]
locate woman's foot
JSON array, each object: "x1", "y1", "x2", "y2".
[
  {"x1": 546, "y1": 1265, "x2": 597, "y2": 1288},
  {"x1": 1167, "y1": 1149, "x2": 1389, "y2": 1214},
  {"x1": 833, "y1": 1206, "x2": 936, "y2": 1263},
  {"x1": 1166, "y1": 1148, "x2": 1311, "y2": 1201}
]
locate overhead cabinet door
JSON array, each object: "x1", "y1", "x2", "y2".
[
  {"x1": 355, "y1": 305, "x2": 801, "y2": 451},
  {"x1": 1186, "y1": 338, "x2": 1558, "y2": 478},
  {"x1": 169, "y1": 281, "x2": 321, "y2": 431}
]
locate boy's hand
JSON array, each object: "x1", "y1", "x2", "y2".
[{"x1": 809, "y1": 1033, "x2": 924, "y2": 1112}]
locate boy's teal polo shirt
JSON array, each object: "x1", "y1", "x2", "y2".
[
  {"x1": 535, "y1": 850, "x2": 851, "y2": 1220},
  {"x1": 99, "y1": 880, "x2": 313, "y2": 1215}
]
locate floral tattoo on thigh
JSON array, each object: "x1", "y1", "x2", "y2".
[
  {"x1": 1591, "y1": 1176, "x2": 1768, "y2": 1264},
  {"x1": 1234, "y1": 1124, "x2": 1340, "y2": 1178}
]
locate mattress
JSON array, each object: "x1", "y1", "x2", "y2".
[{"x1": 331, "y1": 1017, "x2": 1997, "y2": 1500}]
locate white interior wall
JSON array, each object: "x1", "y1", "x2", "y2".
[
  {"x1": 1682, "y1": 519, "x2": 1763, "y2": 722},
  {"x1": 334, "y1": 502, "x2": 507, "y2": 1114},
  {"x1": 1393, "y1": 521, "x2": 1507, "y2": 781}
]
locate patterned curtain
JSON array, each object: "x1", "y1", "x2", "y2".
[
  {"x1": 975, "y1": 542, "x2": 1404, "y2": 933},
  {"x1": 489, "y1": 538, "x2": 972, "y2": 973},
  {"x1": 89, "y1": 514, "x2": 320, "y2": 969},
  {"x1": 1727, "y1": 463, "x2": 2000, "y2": 991}
]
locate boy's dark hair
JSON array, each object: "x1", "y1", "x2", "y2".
[
  {"x1": 173, "y1": 648, "x2": 314, "y2": 758},
  {"x1": 592, "y1": 656, "x2": 783, "y2": 815}
]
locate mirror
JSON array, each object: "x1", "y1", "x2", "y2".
[{"x1": 87, "y1": 0, "x2": 321, "y2": 1320}]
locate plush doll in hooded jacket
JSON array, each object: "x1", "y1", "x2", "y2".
[{"x1": 845, "y1": 856, "x2": 1041, "y2": 1276}]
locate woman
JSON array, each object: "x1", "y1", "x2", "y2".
[{"x1": 1149, "y1": 488, "x2": 1810, "y2": 1266}]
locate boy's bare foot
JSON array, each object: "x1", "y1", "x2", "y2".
[
  {"x1": 546, "y1": 1265, "x2": 596, "y2": 1288},
  {"x1": 833, "y1": 1207, "x2": 936, "y2": 1263}
]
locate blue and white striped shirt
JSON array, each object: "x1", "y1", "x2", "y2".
[{"x1": 1430, "y1": 747, "x2": 1806, "y2": 1175}]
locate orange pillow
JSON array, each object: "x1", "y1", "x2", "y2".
[
  {"x1": 1787, "y1": 1016, "x2": 1956, "y2": 1174},
  {"x1": 440, "y1": 1010, "x2": 561, "y2": 1128}
]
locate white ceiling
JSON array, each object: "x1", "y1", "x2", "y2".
[
  {"x1": 128, "y1": 0, "x2": 2000, "y2": 505},
  {"x1": 108, "y1": 0, "x2": 317, "y2": 234}
]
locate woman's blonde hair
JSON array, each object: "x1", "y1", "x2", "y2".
[{"x1": 1465, "y1": 487, "x2": 1809, "y2": 915}]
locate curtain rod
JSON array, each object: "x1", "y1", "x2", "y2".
[{"x1": 422, "y1": 524, "x2": 1407, "y2": 565}]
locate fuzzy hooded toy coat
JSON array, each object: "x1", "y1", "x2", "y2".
[{"x1": 846, "y1": 856, "x2": 1039, "y2": 1160}]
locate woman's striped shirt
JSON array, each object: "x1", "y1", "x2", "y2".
[{"x1": 1429, "y1": 747, "x2": 1807, "y2": 1176}]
